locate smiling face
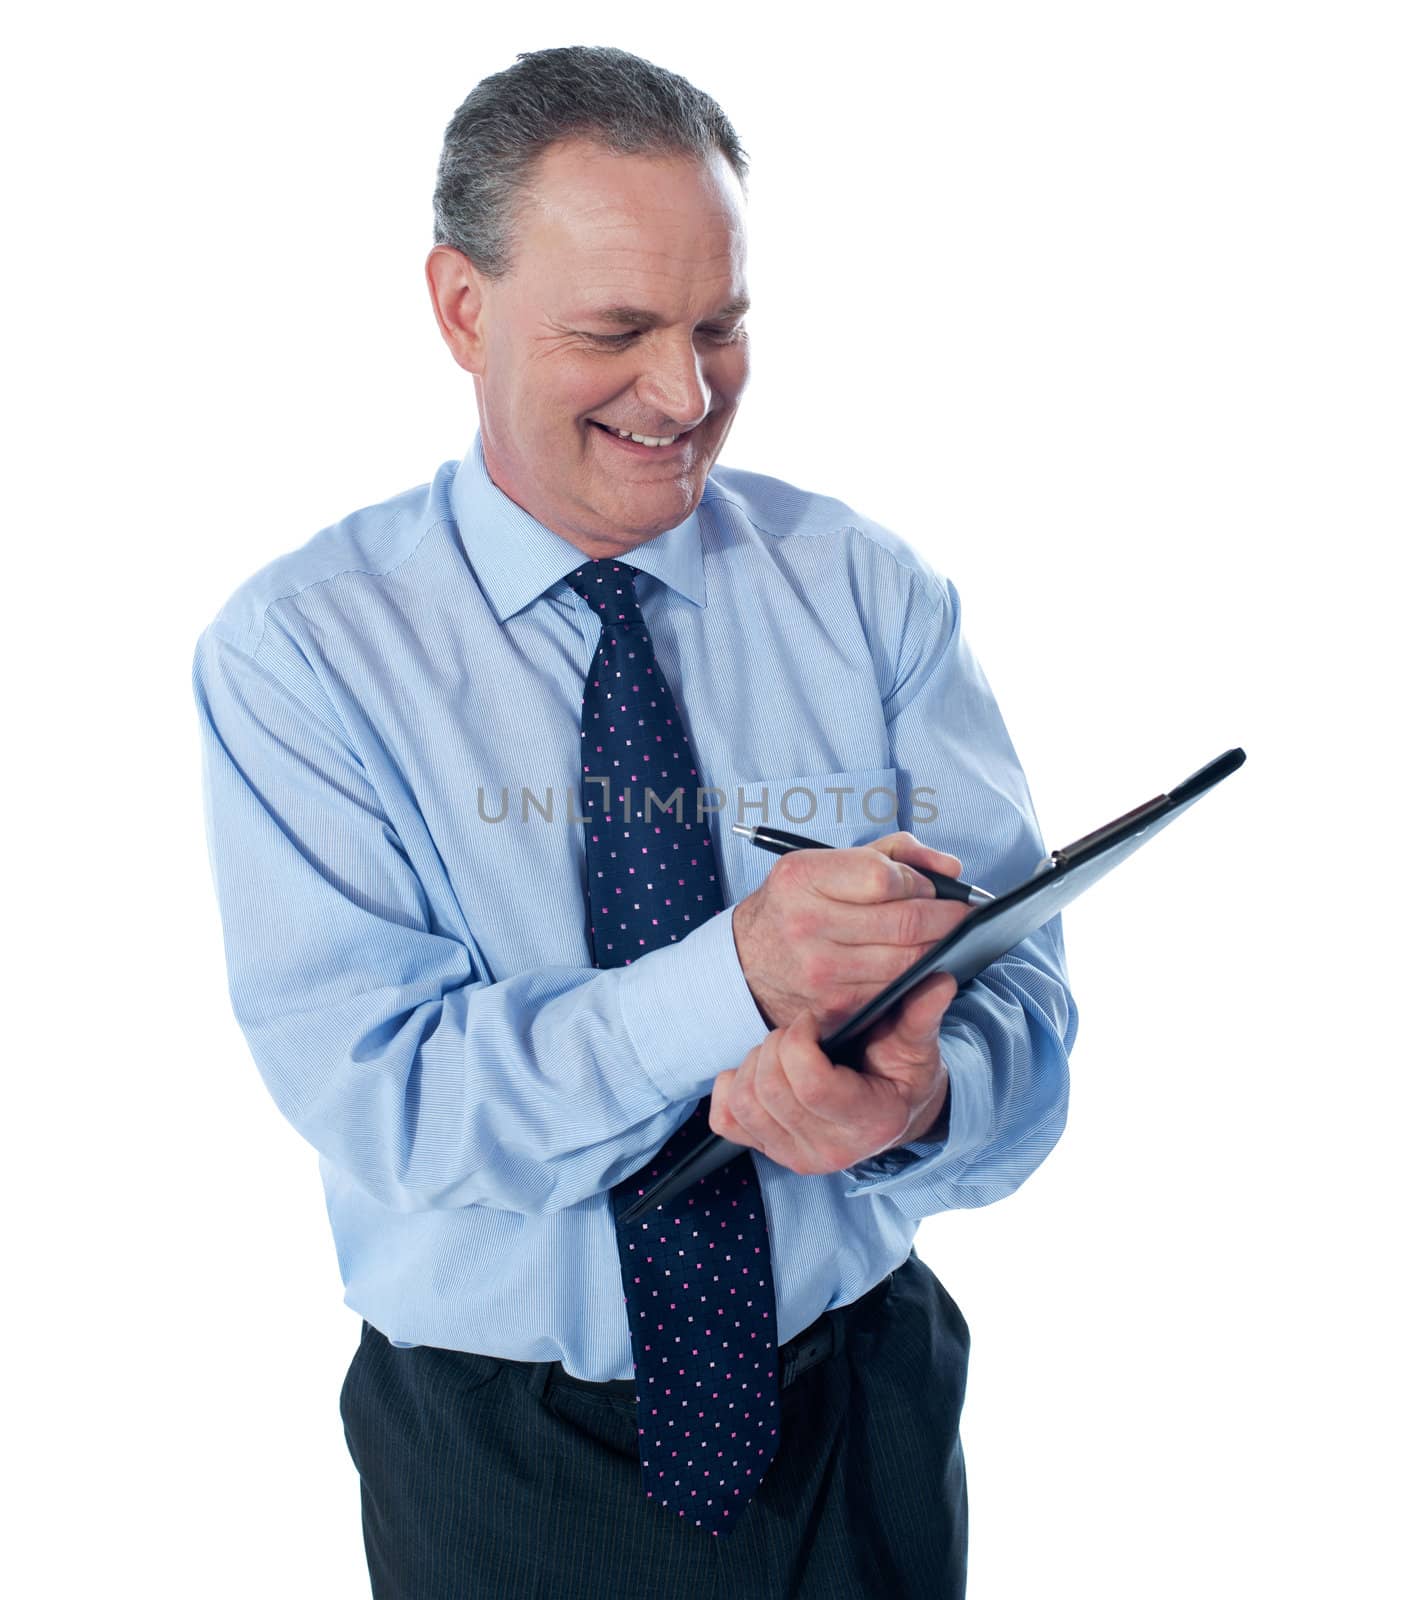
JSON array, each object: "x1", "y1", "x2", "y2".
[{"x1": 426, "y1": 138, "x2": 751, "y2": 558}]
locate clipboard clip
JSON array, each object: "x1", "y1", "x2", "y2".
[
  {"x1": 615, "y1": 745, "x2": 1246, "y2": 1228},
  {"x1": 1043, "y1": 795, "x2": 1167, "y2": 871}
]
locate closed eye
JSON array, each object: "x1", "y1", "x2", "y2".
[{"x1": 586, "y1": 326, "x2": 745, "y2": 347}]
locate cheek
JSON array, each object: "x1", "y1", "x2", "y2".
[
  {"x1": 555, "y1": 359, "x2": 618, "y2": 415},
  {"x1": 711, "y1": 347, "x2": 750, "y2": 404}
]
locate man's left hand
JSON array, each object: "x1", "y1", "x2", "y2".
[{"x1": 707, "y1": 969, "x2": 958, "y2": 1174}]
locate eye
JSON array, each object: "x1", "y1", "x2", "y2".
[{"x1": 584, "y1": 325, "x2": 746, "y2": 348}]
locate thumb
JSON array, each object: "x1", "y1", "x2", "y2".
[
  {"x1": 787, "y1": 1008, "x2": 821, "y2": 1041},
  {"x1": 892, "y1": 971, "x2": 957, "y2": 1046}
]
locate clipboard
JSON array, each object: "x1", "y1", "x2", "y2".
[{"x1": 616, "y1": 745, "x2": 1246, "y2": 1225}]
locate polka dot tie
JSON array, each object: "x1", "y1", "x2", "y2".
[{"x1": 563, "y1": 557, "x2": 781, "y2": 1539}]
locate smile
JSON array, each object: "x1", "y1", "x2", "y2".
[{"x1": 589, "y1": 420, "x2": 695, "y2": 457}]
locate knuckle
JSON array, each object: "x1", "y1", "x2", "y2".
[
  {"x1": 893, "y1": 899, "x2": 927, "y2": 946},
  {"x1": 799, "y1": 948, "x2": 832, "y2": 991},
  {"x1": 789, "y1": 1074, "x2": 819, "y2": 1113},
  {"x1": 793, "y1": 1068, "x2": 825, "y2": 1107},
  {"x1": 770, "y1": 851, "x2": 802, "y2": 888},
  {"x1": 863, "y1": 854, "x2": 893, "y2": 897}
]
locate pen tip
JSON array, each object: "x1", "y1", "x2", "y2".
[{"x1": 730, "y1": 824, "x2": 752, "y2": 838}]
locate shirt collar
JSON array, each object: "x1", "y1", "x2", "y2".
[{"x1": 449, "y1": 430, "x2": 708, "y2": 623}]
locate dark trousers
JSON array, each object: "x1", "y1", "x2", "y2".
[{"x1": 339, "y1": 1247, "x2": 970, "y2": 1599}]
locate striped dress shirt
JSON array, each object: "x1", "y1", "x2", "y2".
[{"x1": 191, "y1": 430, "x2": 1077, "y2": 1379}]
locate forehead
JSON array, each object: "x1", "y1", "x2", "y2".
[{"x1": 515, "y1": 138, "x2": 747, "y2": 306}]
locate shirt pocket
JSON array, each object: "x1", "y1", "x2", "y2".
[{"x1": 716, "y1": 765, "x2": 899, "y2": 903}]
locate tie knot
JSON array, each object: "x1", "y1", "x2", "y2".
[{"x1": 563, "y1": 558, "x2": 646, "y2": 629}]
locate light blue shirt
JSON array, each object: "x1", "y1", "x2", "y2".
[{"x1": 192, "y1": 431, "x2": 1077, "y2": 1380}]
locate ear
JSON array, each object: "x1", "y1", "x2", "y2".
[{"x1": 425, "y1": 245, "x2": 488, "y2": 375}]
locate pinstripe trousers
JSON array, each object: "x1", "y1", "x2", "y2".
[{"x1": 339, "y1": 1247, "x2": 969, "y2": 1599}]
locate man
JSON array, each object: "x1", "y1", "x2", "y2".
[{"x1": 192, "y1": 44, "x2": 1076, "y2": 1600}]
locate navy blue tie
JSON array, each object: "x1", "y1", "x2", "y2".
[{"x1": 563, "y1": 557, "x2": 781, "y2": 1539}]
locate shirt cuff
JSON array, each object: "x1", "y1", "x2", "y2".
[
  {"x1": 841, "y1": 1023, "x2": 993, "y2": 1194},
  {"x1": 617, "y1": 903, "x2": 772, "y2": 1103}
]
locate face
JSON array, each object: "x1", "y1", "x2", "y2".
[{"x1": 427, "y1": 138, "x2": 751, "y2": 558}]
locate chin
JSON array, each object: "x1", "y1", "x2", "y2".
[{"x1": 647, "y1": 482, "x2": 703, "y2": 520}]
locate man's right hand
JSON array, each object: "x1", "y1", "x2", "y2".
[{"x1": 730, "y1": 831, "x2": 974, "y2": 1035}]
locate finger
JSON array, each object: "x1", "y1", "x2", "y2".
[
  {"x1": 756, "y1": 946, "x2": 949, "y2": 1001},
  {"x1": 767, "y1": 1010, "x2": 873, "y2": 1133},
  {"x1": 887, "y1": 971, "x2": 958, "y2": 1048},
  {"x1": 708, "y1": 1068, "x2": 740, "y2": 1139},
  {"x1": 781, "y1": 838, "x2": 946, "y2": 907},
  {"x1": 730, "y1": 1027, "x2": 810, "y2": 1159},
  {"x1": 823, "y1": 893, "x2": 971, "y2": 950},
  {"x1": 710, "y1": 1063, "x2": 771, "y2": 1149},
  {"x1": 765, "y1": 1013, "x2": 907, "y2": 1169},
  {"x1": 857, "y1": 971, "x2": 958, "y2": 1072},
  {"x1": 751, "y1": 1011, "x2": 829, "y2": 1128},
  {"x1": 865, "y1": 831, "x2": 963, "y2": 883}
]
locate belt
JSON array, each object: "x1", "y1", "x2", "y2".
[{"x1": 518, "y1": 1266, "x2": 897, "y2": 1407}]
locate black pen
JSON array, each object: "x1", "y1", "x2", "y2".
[{"x1": 730, "y1": 823, "x2": 996, "y2": 907}]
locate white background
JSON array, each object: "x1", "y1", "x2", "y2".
[{"x1": 5, "y1": 3, "x2": 1403, "y2": 1595}]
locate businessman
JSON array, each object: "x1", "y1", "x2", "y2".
[{"x1": 192, "y1": 44, "x2": 1077, "y2": 1600}]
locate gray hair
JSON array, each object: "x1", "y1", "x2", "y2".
[{"x1": 431, "y1": 45, "x2": 750, "y2": 281}]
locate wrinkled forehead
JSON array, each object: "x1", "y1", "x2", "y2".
[{"x1": 515, "y1": 140, "x2": 748, "y2": 291}]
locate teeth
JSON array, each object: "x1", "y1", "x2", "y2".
[{"x1": 613, "y1": 428, "x2": 679, "y2": 447}]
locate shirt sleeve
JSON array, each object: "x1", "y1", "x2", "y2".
[
  {"x1": 840, "y1": 568, "x2": 1078, "y2": 1217},
  {"x1": 192, "y1": 616, "x2": 769, "y2": 1218}
]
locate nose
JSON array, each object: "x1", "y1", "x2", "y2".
[{"x1": 635, "y1": 334, "x2": 712, "y2": 432}]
